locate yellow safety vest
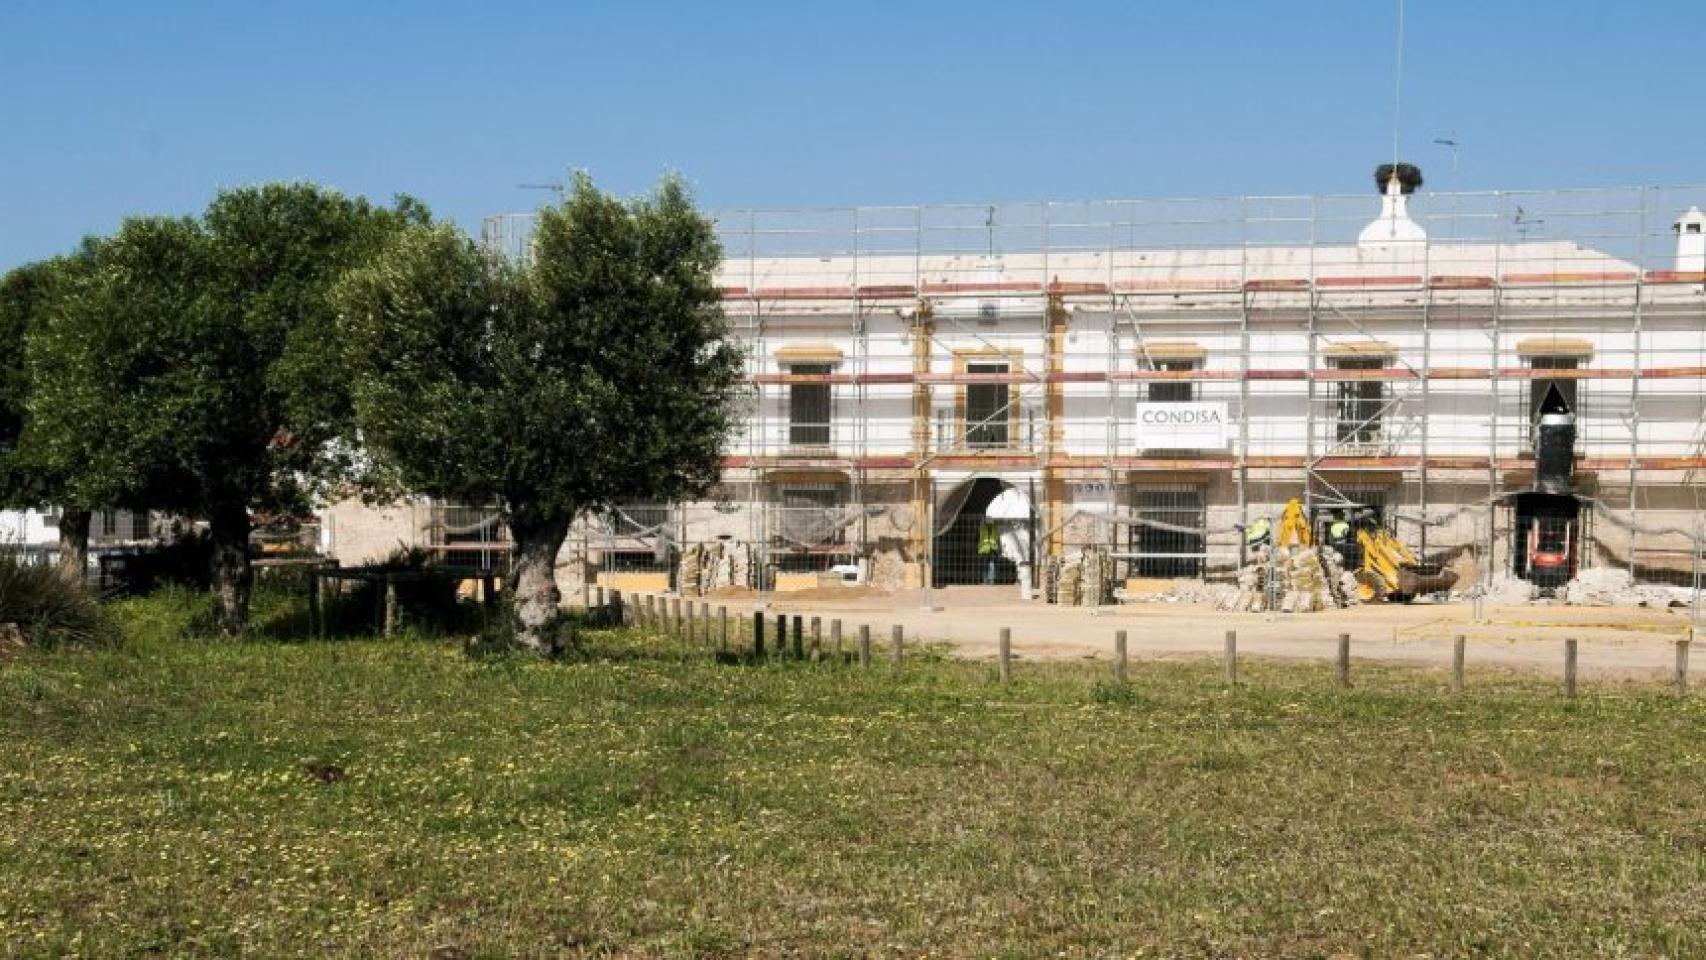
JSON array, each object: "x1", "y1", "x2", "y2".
[{"x1": 978, "y1": 521, "x2": 1000, "y2": 555}]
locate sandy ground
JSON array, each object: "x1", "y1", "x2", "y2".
[{"x1": 713, "y1": 585, "x2": 1704, "y2": 679}]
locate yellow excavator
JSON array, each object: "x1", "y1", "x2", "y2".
[
  {"x1": 1352, "y1": 526, "x2": 1457, "y2": 602},
  {"x1": 1276, "y1": 499, "x2": 1312, "y2": 547}
]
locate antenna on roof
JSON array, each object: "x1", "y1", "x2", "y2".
[
  {"x1": 1391, "y1": 0, "x2": 1406, "y2": 170},
  {"x1": 1432, "y1": 136, "x2": 1460, "y2": 176},
  {"x1": 1514, "y1": 206, "x2": 1546, "y2": 240}
]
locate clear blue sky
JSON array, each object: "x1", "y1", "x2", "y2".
[{"x1": 3, "y1": 0, "x2": 1701, "y2": 269}]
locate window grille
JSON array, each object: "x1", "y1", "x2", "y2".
[
  {"x1": 1146, "y1": 359, "x2": 1197, "y2": 403},
  {"x1": 1332, "y1": 358, "x2": 1386, "y2": 445},
  {"x1": 771, "y1": 484, "x2": 850, "y2": 572},
  {"x1": 1128, "y1": 487, "x2": 1205, "y2": 578},
  {"x1": 965, "y1": 362, "x2": 1010, "y2": 448},
  {"x1": 787, "y1": 362, "x2": 832, "y2": 447}
]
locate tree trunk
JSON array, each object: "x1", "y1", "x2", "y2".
[
  {"x1": 507, "y1": 513, "x2": 571, "y2": 654},
  {"x1": 56, "y1": 509, "x2": 90, "y2": 581},
  {"x1": 209, "y1": 504, "x2": 253, "y2": 636}
]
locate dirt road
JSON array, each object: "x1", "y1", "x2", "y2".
[{"x1": 743, "y1": 585, "x2": 1700, "y2": 678}]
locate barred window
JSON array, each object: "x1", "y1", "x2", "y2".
[
  {"x1": 1128, "y1": 487, "x2": 1205, "y2": 578},
  {"x1": 1332, "y1": 358, "x2": 1386, "y2": 444},
  {"x1": 787, "y1": 363, "x2": 832, "y2": 446},
  {"x1": 1146, "y1": 359, "x2": 1197, "y2": 403},
  {"x1": 965, "y1": 362, "x2": 1010, "y2": 448}
]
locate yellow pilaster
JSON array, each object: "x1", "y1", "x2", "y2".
[
  {"x1": 1044, "y1": 293, "x2": 1069, "y2": 561},
  {"x1": 909, "y1": 301, "x2": 935, "y2": 585}
]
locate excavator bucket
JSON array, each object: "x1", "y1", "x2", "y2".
[
  {"x1": 1396, "y1": 563, "x2": 1458, "y2": 598},
  {"x1": 1355, "y1": 527, "x2": 1458, "y2": 602}
]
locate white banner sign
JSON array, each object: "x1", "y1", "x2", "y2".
[{"x1": 1134, "y1": 402, "x2": 1229, "y2": 449}]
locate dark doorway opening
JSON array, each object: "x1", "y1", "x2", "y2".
[
  {"x1": 933, "y1": 477, "x2": 1029, "y2": 587},
  {"x1": 1511, "y1": 492, "x2": 1582, "y2": 593}
]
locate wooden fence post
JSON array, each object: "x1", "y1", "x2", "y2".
[
  {"x1": 891, "y1": 625, "x2": 903, "y2": 665},
  {"x1": 752, "y1": 610, "x2": 765, "y2": 658},
  {"x1": 482, "y1": 574, "x2": 496, "y2": 615},
  {"x1": 1676, "y1": 639, "x2": 1690, "y2": 696},
  {"x1": 609, "y1": 589, "x2": 623, "y2": 627},
  {"x1": 775, "y1": 614, "x2": 788, "y2": 660},
  {"x1": 1452, "y1": 635, "x2": 1466, "y2": 695},
  {"x1": 718, "y1": 606, "x2": 729, "y2": 654},
  {"x1": 858, "y1": 624, "x2": 872, "y2": 667},
  {"x1": 383, "y1": 576, "x2": 399, "y2": 637},
  {"x1": 830, "y1": 619, "x2": 843, "y2": 659},
  {"x1": 792, "y1": 615, "x2": 805, "y2": 660},
  {"x1": 1114, "y1": 629, "x2": 1128, "y2": 683},
  {"x1": 1224, "y1": 630, "x2": 1238, "y2": 686},
  {"x1": 1564, "y1": 638, "x2": 1578, "y2": 699},
  {"x1": 685, "y1": 600, "x2": 696, "y2": 645},
  {"x1": 1335, "y1": 633, "x2": 1350, "y2": 688},
  {"x1": 809, "y1": 616, "x2": 822, "y2": 660},
  {"x1": 999, "y1": 627, "x2": 1012, "y2": 684},
  {"x1": 307, "y1": 570, "x2": 322, "y2": 638}
]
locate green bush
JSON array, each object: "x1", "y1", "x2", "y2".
[
  {"x1": 0, "y1": 552, "x2": 111, "y2": 648},
  {"x1": 108, "y1": 529, "x2": 214, "y2": 593}
]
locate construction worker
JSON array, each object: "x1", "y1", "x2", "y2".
[
  {"x1": 1327, "y1": 511, "x2": 1358, "y2": 570},
  {"x1": 978, "y1": 518, "x2": 1001, "y2": 584},
  {"x1": 1243, "y1": 516, "x2": 1272, "y2": 550},
  {"x1": 1327, "y1": 511, "x2": 1352, "y2": 546}
]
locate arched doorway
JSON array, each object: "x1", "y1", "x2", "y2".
[{"x1": 932, "y1": 477, "x2": 1036, "y2": 587}]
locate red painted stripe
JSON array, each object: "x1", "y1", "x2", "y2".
[{"x1": 1315, "y1": 275, "x2": 1423, "y2": 288}]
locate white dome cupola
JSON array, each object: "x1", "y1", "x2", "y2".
[{"x1": 1358, "y1": 162, "x2": 1427, "y2": 247}]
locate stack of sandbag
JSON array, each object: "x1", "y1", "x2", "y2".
[
  {"x1": 1044, "y1": 549, "x2": 1115, "y2": 606},
  {"x1": 1218, "y1": 545, "x2": 1358, "y2": 613},
  {"x1": 1042, "y1": 557, "x2": 1061, "y2": 604},
  {"x1": 678, "y1": 542, "x2": 704, "y2": 596},
  {"x1": 677, "y1": 541, "x2": 760, "y2": 596}
]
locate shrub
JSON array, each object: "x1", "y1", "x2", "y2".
[
  {"x1": 109, "y1": 529, "x2": 215, "y2": 593},
  {"x1": 0, "y1": 552, "x2": 111, "y2": 648}
]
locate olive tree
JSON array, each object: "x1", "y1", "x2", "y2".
[
  {"x1": 27, "y1": 186, "x2": 424, "y2": 632},
  {"x1": 336, "y1": 175, "x2": 743, "y2": 652},
  {"x1": 0, "y1": 253, "x2": 104, "y2": 573}
]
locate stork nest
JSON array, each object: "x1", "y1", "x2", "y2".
[{"x1": 1375, "y1": 162, "x2": 1424, "y2": 194}]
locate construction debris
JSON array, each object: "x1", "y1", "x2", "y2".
[
  {"x1": 1044, "y1": 549, "x2": 1115, "y2": 606},
  {"x1": 1219, "y1": 545, "x2": 1359, "y2": 613},
  {"x1": 1559, "y1": 567, "x2": 1688, "y2": 607},
  {"x1": 676, "y1": 541, "x2": 759, "y2": 597}
]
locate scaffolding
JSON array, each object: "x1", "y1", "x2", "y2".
[{"x1": 480, "y1": 182, "x2": 1706, "y2": 592}]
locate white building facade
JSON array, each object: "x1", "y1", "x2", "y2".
[{"x1": 338, "y1": 173, "x2": 1706, "y2": 595}]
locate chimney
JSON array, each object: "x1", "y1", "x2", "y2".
[
  {"x1": 1674, "y1": 206, "x2": 1706, "y2": 273},
  {"x1": 1358, "y1": 162, "x2": 1427, "y2": 247}
]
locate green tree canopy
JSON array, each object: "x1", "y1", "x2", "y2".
[
  {"x1": 2, "y1": 251, "x2": 105, "y2": 572},
  {"x1": 25, "y1": 185, "x2": 426, "y2": 630},
  {"x1": 336, "y1": 174, "x2": 743, "y2": 651}
]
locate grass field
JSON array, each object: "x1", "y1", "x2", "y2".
[{"x1": 4, "y1": 590, "x2": 1706, "y2": 957}]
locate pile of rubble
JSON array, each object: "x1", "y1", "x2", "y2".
[
  {"x1": 1476, "y1": 575, "x2": 1536, "y2": 604},
  {"x1": 1044, "y1": 549, "x2": 1116, "y2": 606},
  {"x1": 1559, "y1": 566, "x2": 1687, "y2": 607},
  {"x1": 1127, "y1": 581, "x2": 1239, "y2": 606},
  {"x1": 676, "y1": 541, "x2": 760, "y2": 597},
  {"x1": 1218, "y1": 545, "x2": 1360, "y2": 613}
]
